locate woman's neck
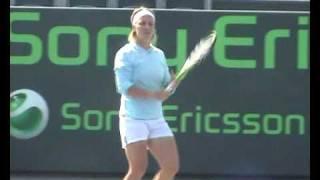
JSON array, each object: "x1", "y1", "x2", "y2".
[{"x1": 136, "y1": 39, "x2": 151, "y2": 49}]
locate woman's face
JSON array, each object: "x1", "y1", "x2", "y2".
[{"x1": 134, "y1": 15, "x2": 155, "y2": 42}]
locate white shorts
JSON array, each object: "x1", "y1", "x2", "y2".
[{"x1": 119, "y1": 116, "x2": 174, "y2": 149}]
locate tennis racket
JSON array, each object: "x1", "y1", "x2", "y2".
[{"x1": 165, "y1": 30, "x2": 217, "y2": 93}]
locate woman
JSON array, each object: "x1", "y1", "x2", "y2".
[{"x1": 113, "y1": 7, "x2": 180, "y2": 180}]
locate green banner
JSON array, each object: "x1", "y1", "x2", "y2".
[{"x1": 10, "y1": 7, "x2": 309, "y2": 177}]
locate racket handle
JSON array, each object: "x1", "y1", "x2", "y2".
[{"x1": 165, "y1": 81, "x2": 178, "y2": 95}]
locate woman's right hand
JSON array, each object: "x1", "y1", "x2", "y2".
[{"x1": 152, "y1": 90, "x2": 171, "y2": 101}]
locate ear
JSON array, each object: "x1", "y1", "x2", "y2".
[
  {"x1": 131, "y1": 25, "x2": 136, "y2": 33},
  {"x1": 132, "y1": 24, "x2": 137, "y2": 30}
]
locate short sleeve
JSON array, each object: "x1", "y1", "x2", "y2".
[{"x1": 114, "y1": 50, "x2": 134, "y2": 95}]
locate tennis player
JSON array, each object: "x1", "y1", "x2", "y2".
[{"x1": 113, "y1": 7, "x2": 179, "y2": 180}]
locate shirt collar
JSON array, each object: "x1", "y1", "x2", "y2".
[{"x1": 132, "y1": 42, "x2": 154, "y2": 53}]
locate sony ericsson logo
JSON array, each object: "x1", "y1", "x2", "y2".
[{"x1": 10, "y1": 89, "x2": 49, "y2": 139}]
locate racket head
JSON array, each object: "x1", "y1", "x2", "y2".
[{"x1": 176, "y1": 30, "x2": 217, "y2": 82}]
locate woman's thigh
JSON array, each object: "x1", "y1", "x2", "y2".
[
  {"x1": 147, "y1": 137, "x2": 179, "y2": 169},
  {"x1": 125, "y1": 141, "x2": 149, "y2": 170}
]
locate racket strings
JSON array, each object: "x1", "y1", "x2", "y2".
[{"x1": 176, "y1": 31, "x2": 217, "y2": 81}]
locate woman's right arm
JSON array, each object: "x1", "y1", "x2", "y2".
[
  {"x1": 114, "y1": 50, "x2": 169, "y2": 101},
  {"x1": 127, "y1": 86, "x2": 170, "y2": 101}
]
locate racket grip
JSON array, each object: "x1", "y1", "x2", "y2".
[{"x1": 165, "y1": 81, "x2": 177, "y2": 95}]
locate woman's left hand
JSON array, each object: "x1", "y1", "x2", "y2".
[{"x1": 164, "y1": 70, "x2": 179, "y2": 94}]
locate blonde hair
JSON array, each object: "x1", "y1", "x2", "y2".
[{"x1": 128, "y1": 7, "x2": 157, "y2": 44}]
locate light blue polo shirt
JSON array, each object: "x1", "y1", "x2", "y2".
[{"x1": 114, "y1": 42, "x2": 171, "y2": 120}]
